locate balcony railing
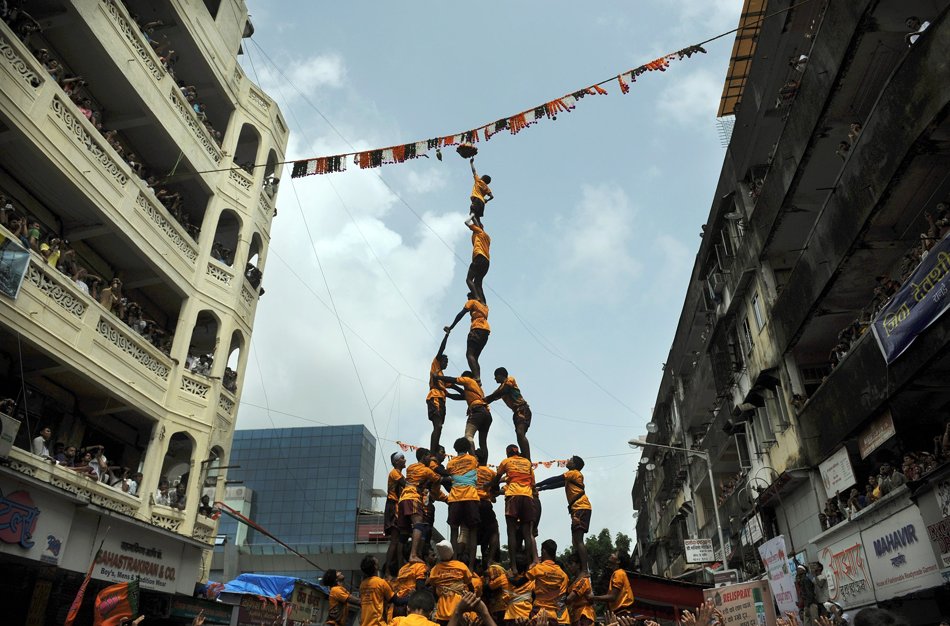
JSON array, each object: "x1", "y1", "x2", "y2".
[
  {"x1": 7, "y1": 447, "x2": 140, "y2": 517},
  {"x1": 100, "y1": 0, "x2": 166, "y2": 82},
  {"x1": 0, "y1": 23, "x2": 45, "y2": 96}
]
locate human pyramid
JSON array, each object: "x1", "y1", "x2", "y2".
[{"x1": 320, "y1": 149, "x2": 637, "y2": 626}]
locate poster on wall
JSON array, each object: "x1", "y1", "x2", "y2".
[
  {"x1": 704, "y1": 579, "x2": 776, "y2": 626},
  {"x1": 819, "y1": 447, "x2": 856, "y2": 496},
  {"x1": 816, "y1": 531, "x2": 876, "y2": 609},
  {"x1": 861, "y1": 506, "x2": 942, "y2": 601},
  {"x1": 858, "y1": 410, "x2": 896, "y2": 459},
  {"x1": 0, "y1": 476, "x2": 75, "y2": 566},
  {"x1": 757, "y1": 536, "x2": 799, "y2": 616},
  {"x1": 0, "y1": 237, "x2": 30, "y2": 300},
  {"x1": 685, "y1": 538, "x2": 716, "y2": 563},
  {"x1": 935, "y1": 479, "x2": 950, "y2": 519}
]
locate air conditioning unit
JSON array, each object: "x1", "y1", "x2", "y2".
[{"x1": 709, "y1": 272, "x2": 726, "y2": 295}]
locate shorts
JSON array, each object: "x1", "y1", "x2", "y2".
[
  {"x1": 512, "y1": 404, "x2": 532, "y2": 430},
  {"x1": 505, "y1": 495, "x2": 535, "y2": 523},
  {"x1": 427, "y1": 397, "x2": 445, "y2": 424},
  {"x1": 479, "y1": 500, "x2": 499, "y2": 534},
  {"x1": 398, "y1": 499, "x2": 423, "y2": 528},
  {"x1": 571, "y1": 508, "x2": 592, "y2": 533},
  {"x1": 448, "y1": 500, "x2": 481, "y2": 528},
  {"x1": 425, "y1": 502, "x2": 436, "y2": 525},
  {"x1": 384, "y1": 498, "x2": 398, "y2": 534},
  {"x1": 470, "y1": 196, "x2": 485, "y2": 217},
  {"x1": 470, "y1": 254, "x2": 489, "y2": 277},
  {"x1": 465, "y1": 404, "x2": 492, "y2": 439},
  {"x1": 532, "y1": 497, "x2": 541, "y2": 535},
  {"x1": 467, "y1": 328, "x2": 490, "y2": 354}
]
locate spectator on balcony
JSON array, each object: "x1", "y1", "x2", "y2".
[
  {"x1": 199, "y1": 494, "x2": 215, "y2": 517},
  {"x1": 878, "y1": 463, "x2": 906, "y2": 495},
  {"x1": 31, "y1": 425, "x2": 52, "y2": 458},
  {"x1": 0, "y1": 397, "x2": 14, "y2": 416},
  {"x1": 171, "y1": 481, "x2": 187, "y2": 510},
  {"x1": 26, "y1": 220, "x2": 40, "y2": 251},
  {"x1": 245, "y1": 263, "x2": 263, "y2": 289},
  {"x1": 99, "y1": 277, "x2": 123, "y2": 315},
  {"x1": 55, "y1": 444, "x2": 77, "y2": 465},
  {"x1": 129, "y1": 472, "x2": 143, "y2": 496},
  {"x1": 155, "y1": 477, "x2": 172, "y2": 506},
  {"x1": 223, "y1": 367, "x2": 238, "y2": 393},
  {"x1": 902, "y1": 454, "x2": 922, "y2": 482},
  {"x1": 0, "y1": 195, "x2": 14, "y2": 228}
]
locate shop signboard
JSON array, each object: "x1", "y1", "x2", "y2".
[
  {"x1": 704, "y1": 579, "x2": 775, "y2": 626},
  {"x1": 860, "y1": 506, "x2": 942, "y2": 601},
  {"x1": 816, "y1": 530, "x2": 875, "y2": 609},
  {"x1": 0, "y1": 476, "x2": 75, "y2": 566},
  {"x1": 858, "y1": 410, "x2": 896, "y2": 459},
  {"x1": 289, "y1": 581, "x2": 328, "y2": 625},
  {"x1": 169, "y1": 596, "x2": 233, "y2": 625},
  {"x1": 237, "y1": 593, "x2": 285, "y2": 626},
  {"x1": 685, "y1": 538, "x2": 715, "y2": 563},
  {"x1": 89, "y1": 520, "x2": 187, "y2": 593},
  {"x1": 757, "y1": 535, "x2": 798, "y2": 616},
  {"x1": 819, "y1": 447, "x2": 856, "y2": 496}
]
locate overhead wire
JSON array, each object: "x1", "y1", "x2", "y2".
[{"x1": 246, "y1": 37, "x2": 645, "y2": 421}]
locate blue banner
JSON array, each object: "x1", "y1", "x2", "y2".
[
  {"x1": 871, "y1": 234, "x2": 950, "y2": 363},
  {"x1": 0, "y1": 235, "x2": 30, "y2": 300}
]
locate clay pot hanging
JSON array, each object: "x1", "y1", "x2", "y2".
[{"x1": 456, "y1": 143, "x2": 478, "y2": 159}]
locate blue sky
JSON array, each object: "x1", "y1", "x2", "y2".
[{"x1": 235, "y1": 0, "x2": 743, "y2": 552}]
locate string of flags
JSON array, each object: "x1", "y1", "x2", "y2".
[
  {"x1": 395, "y1": 441, "x2": 569, "y2": 471},
  {"x1": 290, "y1": 44, "x2": 707, "y2": 178}
]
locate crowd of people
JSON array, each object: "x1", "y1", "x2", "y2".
[
  {"x1": 828, "y1": 200, "x2": 949, "y2": 372},
  {"x1": 0, "y1": 4, "x2": 214, "y2": 244},
  {"x1": 1, "y1": 191, "x2": 177, "y2": 354},
  {"x1": 819, "y1": 423, "x2": 950, "y2": 531},
  {"x1": 717, "y1": 471, "x2": 748, "y2": 507}
]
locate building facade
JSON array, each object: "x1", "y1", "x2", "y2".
[
  {"x1": 212, "y1": 425, "x2": 387, "y2": 583},
  {"x1": 632, "y1": 0, "x2": 950, "y2": 620},
  {"x1": 0, "y1": 0, "x2": 287, "y2": 623}
]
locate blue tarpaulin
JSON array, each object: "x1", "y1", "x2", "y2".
[{"x1": 223, "y1": 574, "x2": 298, "y2": 599}]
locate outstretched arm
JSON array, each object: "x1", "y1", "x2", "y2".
[
  {"x1": 536, "y1": 475, "x2": 566, "y2": 491},
  {"x1": 436, "y1": 330, "x2": 450, "y2": 358},
  {"x1": 483, "y1": 381, "x2": 508, "y2": 405},
  {"x1": 444, "y1": 307, "x2": 467, "y2": 333},
  {"x1": 470, "y1": 158, "x2": 478, "y2": 179}
]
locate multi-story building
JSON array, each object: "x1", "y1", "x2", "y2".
[
  {"x1": 0, "y1": 1, "x2": 287, "y2": 623},
  {"x1": 633, "y1": 0, "x2": 949, "y2": 619},
  {"x1": 212, "y1": 425, "x2": 388, "y2": 583}
]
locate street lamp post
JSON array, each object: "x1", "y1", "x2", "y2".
[{"x1": 629, "y1": 438, "x2": 727, "y2": 569}]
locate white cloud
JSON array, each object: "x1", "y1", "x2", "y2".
[
  {"x1": 404, "y1": 168, "x2": 448, "y2": 195},
  {"x1": 252, "y1": 53, "x2": 346, "y2": 102},
  {"x1": 655, "y1": 68, "x2": 722, "y2": 127},
  {"x1": 556, "y1": 184, "x2": 642, "y2": 294}
]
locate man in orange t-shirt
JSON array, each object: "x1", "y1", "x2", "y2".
[
  {"x1": 427, "y1": 541, "x2": 474, "y2": 626},
  {"x1": 484, "y1": 367, "x2": 533, "y2": 458},
  {"x1": 426, "y1": 331, "x2": 458, "y2": 454},
  {"x1": 489, "y1": 444, "x2": 538, "y2": 570},
  {"x1": 385, "y1": 451, "x2": 407, "y2": 576},
  {"x1": 475, "y1": 447, "x2": 500, "y2": 563},
  {"x1": 536, "y1": 455, "x2": 592, "y2": 575},
  {"x1": 591, "y1": 553, "x2": 634, "y2": 617},
  {"x1": 444, "y1": 295, "x2": 490, "y2": 381},
  {"x1": 445, "y1": 437, "x2": 481, "y2": 567},
  {"x1": 528, "y1": 540, "x2": 570, "y2": 624},
  {"x1": 323, "y1": 569, "x2": 358, "y2": 626},
  {"x1": 468, "y1": 157, "x2": 493, "y2": 227},
  {"x1": 437, "y1": 371, "x2": 493, "y2": 457},
  {"x1": 390, "y1": 589, "x2": 440, "y2": 626},
  {"x1": 391, "y1": 558, "x2": 430, "y2": 618},
  {"x1": 565, "y1": 558, "x2": 595, "y2": 626},
  {"x1": 464, "y1": 220, "x2": 490, "y2": 304},
  {"x1": 360, "y1": 555, "x2": 394, "y2": 626},
  {"x1": 399, "y1": 448, "x2": 442, "y2": 563}
]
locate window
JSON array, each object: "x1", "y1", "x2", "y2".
[
  {"x1": 764, "y1": 388, "x2": 790, "y2": 432},
  {"x1": 735, "y1": 432, "x2": 752, "y2": 469},
  {"x1": 751, "y1": 292, "x2": 765, "y2": 330},
  {"x1": 738, "y1": 318, "x2": 754, "y2": 356},
  {"x1": 754, "y1": 408, "x2": 776, "y2": 445}
]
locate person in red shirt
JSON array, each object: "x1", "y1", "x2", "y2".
[
  {"x1": 489, "y1": 444, "x2": 538, "y2": 570},
  {"x1": 384, "y1": 452, "x2": 407, "y2": 576}
]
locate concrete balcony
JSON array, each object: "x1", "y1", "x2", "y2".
[
  {"x1": 6, "y1": 446, "x2": 141, "y2": 518},
  {"x1": 70, "y1": 0, "x2": 224, "y2": 169}
]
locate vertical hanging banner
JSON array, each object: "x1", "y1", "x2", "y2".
[
  {"x1": 0, "y1": 236, "x2": 30, "y2": 299},
  {"x1": 757, "y1": 536, "x2": 799, "y2": 616},
  {"x1": 871, "y1": 235, "x2": 950, "y2": 363}
]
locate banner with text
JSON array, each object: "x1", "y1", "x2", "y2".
[
  {"x1": 860, "y1": 505, "x2": 942, "y2": 601},
  {"x1": 704, "y1": 579, "x2": 776, "y2": 626},
  {"x1": 871, "y1": 235, "x2": 950, "y2": 363},
  {"x1": 816, "y1": 531, "x2": 875, "y2": 609},
  {"x1": 819, "y1": 446, "x2": 857, "y2": 496},
  {"x1": 758, "y1": 535, "x2": 799, "y2": 616}
]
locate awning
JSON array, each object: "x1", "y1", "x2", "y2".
[
  {"x1": 718, "y1": 0, "x2": 769, "y2": 116},
  {"x1": 626, "y1": 570, "x2": 709, "y2": 621},
  {"x1": 753, "y1": 469, "x2": 810, "y2": 508}
]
